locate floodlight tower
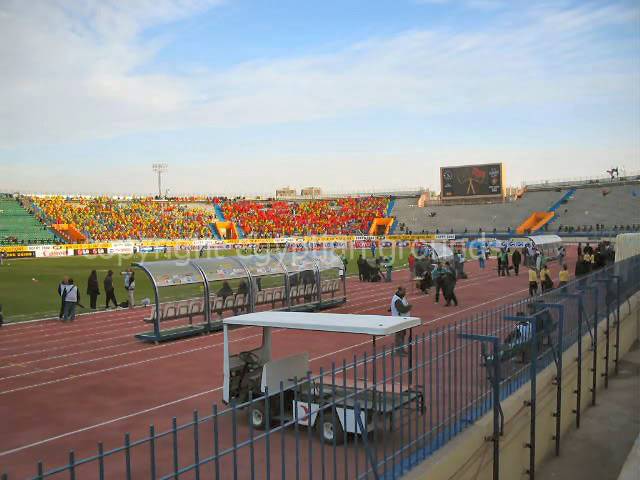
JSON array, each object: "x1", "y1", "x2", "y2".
[{"x1": 152, "y1": 163, "x2": 168, "y2": 198}]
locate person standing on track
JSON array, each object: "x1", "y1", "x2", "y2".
[
  {"x1": 558, "y1": 245, "x2": 566, "y2": 266},
  {"x1": 528, "y1": 267, "x2": 539, "y2": 296},
  {"x1": 357, "y1": 255, "x2": 365, "y2": 281},
  {"x1": 62, "y1": 278, "x2": 80, "y2": 321},
  {"x1": 126, "y1": 270, "x2": 136, "y2": 308},
  {"x1": 442, "y1": 262, "x2": 458, "y2": 306},
  {"x1": 477, "y1": 244, "x2": 486, "y2": 269},
  {"x1": 511, "y1": 248, "x2": 521, "y2": 276},
  {"x1": 389, "y1": 286, "x2": 412, "y2": 355},
  {"x1": 558, "y1": 264, "x2": 570, "y2": 289},
  {"x1": 432, "y1": 262, "x2": 446, "y2": 304},
  {"x1": 104, "y1": 270, "x2": 118, "y2": 309},
  {"x1": 540, "y1": 265, "x2": 553, "y2": 293},
  {"x1": 86, "y1": 270, "x2": 100, "y2": 309},
  {"x1": 408, "y1": 252, "x2": 416, "y2": 277},
  {"x1": 57, "y1": 276, "x2": 69, "y2": 319}
]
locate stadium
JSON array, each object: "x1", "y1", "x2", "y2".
[
  {"x1": 1, "y1": 164, "x2": 639, "y2": 479},
  {"x1": 1, "y1": 2, "x2": 640, "y2": 480}
]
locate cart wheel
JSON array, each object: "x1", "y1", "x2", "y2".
[
  {"x1": 249, "y1": 404, "x2": 267, "y2": 431},
  {"x1": 319, "y1": 410, "x2": 345, "y2": 445}
]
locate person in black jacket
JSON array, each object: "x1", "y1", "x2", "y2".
[
  {"x1": 104, "y1": 270, "x2": 118, "y2": 309},
  {"x1": 87, "y1": 270, "x2": 100, "y2": 309},
  {"x1": 511, "y1": 249, "x2": 522, "y2": 276},
  {"x1": 357, "y1": 255, "x2": 365, "y2": 281},
  {"x1": 442, "y1": 262, "x2": 458, "y2": 306}
]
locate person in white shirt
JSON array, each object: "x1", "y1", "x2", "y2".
[
  {"x1": 62, "y1": 278, "x2": 80, "y2": 321},
  {"x1": 390, "y1": 287, "x2": 412, "y2": 354},
  {"x1": 123, "y1": 269, "x2": 136, "y2": 308}
]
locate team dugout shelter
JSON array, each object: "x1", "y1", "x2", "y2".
[{"x1": 134, "y1": 251, "x2": 347, "y2": 343}]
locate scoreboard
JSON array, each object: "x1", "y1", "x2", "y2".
[{"x1": 440, "y1": 163, "x2": 504, "y2": 198}]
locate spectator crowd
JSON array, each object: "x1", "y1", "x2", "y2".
[
  {"x1": 30, "y1": 197, "x2": 217, "y2": 241},
  {"x1": 220, "y1": 197, "x2": 388, "y2": 237},
  {"x1": 24, "y1": 196, "x2": 388, "y2": 241}
]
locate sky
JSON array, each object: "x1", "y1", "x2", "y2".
[{"x1": 0, "y1": 0, "x2": 638, "y2": 196}]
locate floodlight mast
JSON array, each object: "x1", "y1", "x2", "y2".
[{"x1": 152, "y1": 163, "x2": 168, "y2": 198}]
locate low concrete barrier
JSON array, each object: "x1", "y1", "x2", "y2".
[{"x1": 404, "y1": 290, "x2": 640, "y2": 480}]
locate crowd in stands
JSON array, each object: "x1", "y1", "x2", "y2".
[
  {"x1": 220, "y1": 197, "x2": 388, "y2": 237},
  {"x1": 28, "y1": 197, "x2": 217, "y2": 241},
  {"x1": 18, "y1": 196, "x2": 387, "y2": 242}
]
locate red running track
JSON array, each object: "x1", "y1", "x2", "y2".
[{"x1": 0, "y1": 255, "x2": 572, "y2": 478}]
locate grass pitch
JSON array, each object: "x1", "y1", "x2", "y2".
[{"x1": 0, "y1": 248, "x2": 410, "y2": 323}]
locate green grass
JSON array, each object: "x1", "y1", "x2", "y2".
[{"x1": 0, "y1": 248, "x2": 411, "y2": 323}]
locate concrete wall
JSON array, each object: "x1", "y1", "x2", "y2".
[{"x1": 404, "y1": 290, "x2": 640, "y2": 480}]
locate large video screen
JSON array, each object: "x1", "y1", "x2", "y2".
[{"x1": 440, "y1": 163, "x2": 503, "y2": 198}]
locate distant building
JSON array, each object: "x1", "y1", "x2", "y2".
[
  {"x1": 300, "y1": 187, "x2": 322, "y2": 198},
  {"x1": 276, "y1": 187, "x2": 297, "y2": 199}
]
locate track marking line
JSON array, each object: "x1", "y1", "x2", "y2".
[
  {"x1": 0, "y1": 285, "x2": 529, "y2": 458},
  {"x1": 0, "y1": 271, "x2": 505, "y2": 378}
]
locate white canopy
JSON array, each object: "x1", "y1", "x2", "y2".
[
  {"x1": 528, "y1": 234, "x2": 562, "y2": 247},
  {"x1": 223, "y1": 311, "x2": 421, "y2": 336}
]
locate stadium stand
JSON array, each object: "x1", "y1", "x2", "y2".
[
  {"x1": 19, "y1": 195, "x2": 388, "y2": 242},
  {"x1": 392, "y1": 180, "x2": 640, "y2": 234},
  {"x1": 0, "y1": 194, "x2": 59, "y2": 245},
  {"x1": 219, "y1": 197, "x2": 388, "y2": 237},
  {"x1": 552, "y1": 183, "x2": 640, "y2": 232},
  {"x1": 392, "y1": 190, "x2": 564, "y2": 233},
  {"x1": 28, "y1": 196, "x2": 217, "y2": 241}
]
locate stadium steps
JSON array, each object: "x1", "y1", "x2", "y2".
[
  {"x1": 0, "y1": 196, "x2": 59, "y2": 245},
  {"x1": 551, "y1": 183, "x2": 640, "y2": 229},
  {"x1": 386, "y1": 198, "x2": 396, "y2": 217},
  {"x1": 209, "y1": 223, "x2": 222, "y2": 240},
  {"x1": 214, "y1": 203, "x2": 225, "y2": 221},
  {"x1": 389, "y1": 216, "x2": 398, "y2": 234},
  {"x1": 391, "y1": 189, "x2": 568, "y2": 234},
  {"x1": 549, "y1": 188, "x2": 576, "y2": 212}
]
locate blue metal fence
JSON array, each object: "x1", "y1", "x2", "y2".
[{"x1": 2, "y1": 255, "x2": 639, "y2": 480}]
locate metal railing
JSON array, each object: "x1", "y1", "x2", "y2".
[
  {"x1": 522, "y1": 170, "x2": 640, "y2": 191},
  {"x1": 3, "y1": 255, "x2": 639, "y2": 480}
]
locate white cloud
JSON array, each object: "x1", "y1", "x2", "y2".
[{"x1": 0, "y1": 0, "x2": 638, "y2": 149}]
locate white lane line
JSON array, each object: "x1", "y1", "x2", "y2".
[
  {"x1": 0, "y1": 331, "x2": 266, "y2": 396},
  {"x1": 0, "y1": 283, "x2": 528, "y2": 459},
  {"x1": 0, "y1": 268, "x2": 437, "y2": 357},
  {"x1": 0, "y1": 387, "x2": 225, "y2": 458},
  {"x1": 0, "y1": 273, "x2": 518, "y2": 393},
  {"x1": 0, "y1": 272, "x2": 405, "y2": 347},
  {"x1": 0, "y1": 269, "x2": 387, "y2": 335},
  {"x1": 0, "y1": 271, "x2": 501, "y2": 371}
]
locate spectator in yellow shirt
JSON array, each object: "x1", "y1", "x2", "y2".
[
  {"x1": 528, "y1": 268, "x2": 539, "y2": 296},
  {"x1": 559, "y1": 264, "x2": 570, "y2": 287}
]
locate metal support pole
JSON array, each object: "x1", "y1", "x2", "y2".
[
  {"x1": 458, "y1": 333, "x2": 500, "y2": 480},
  {"x1": 354, "y1": 402, "x2": 380, "y2": 480},
  {"x1": 559, "y1": 292, "x2": 584, "y2": 429},
  {"x1": 492, "y1": 338, "x2": 501, "y2": 480},
  {"x1": 190, "y1": 261, "x2": 211, "y2": 331},
  {"x1": 611, "y1": 276, "x2": 621, "y2": 375},
  {"x1": 504, "y1": 312, "x2": 546, "y2": 480},
  {"x1": 591, "y1": 285, "x2": 599, "y2": 406},
  {"x1": 408, "y1": 327, "x2": 414, "y2": 386},
  {"x1": 595, "y1": 278, "x2": 611, "y2": 388},
  {"x1": 133, "y1": 263, "x2": 161, "y2": 342},
  {"x1": 528, "y1": 316, "x2": 537, "y2": 480},
  {"x1": 540, "y1": 303, "x2": 564, "y2": 456},
  {"x1": 579, "y1": 284, "x2": 598, "y2": 407}
]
